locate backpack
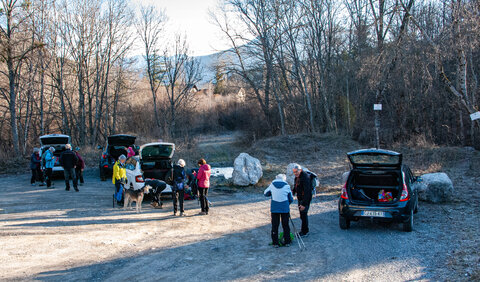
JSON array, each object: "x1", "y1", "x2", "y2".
[
  {"x1": 304, "y1": 170, "x2": 319, "y2": 194},
  {"x1": 41, "y1": 150, "x2": 48, "y2": 167}
]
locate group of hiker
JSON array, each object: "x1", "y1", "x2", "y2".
[
  {"x1": 31, "y1": 144, "x2": 312, "y2": 247},
  {"x1": 264, "y1": 163, "x2": 314, "y2": 248},
  {"x1": 30, "y1": 144, "x2": 85, "y2": 190},
  {"x1": 112, "y1": 154, "x2": 212, "y2": 216}
]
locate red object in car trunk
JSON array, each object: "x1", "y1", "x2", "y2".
[{"x1": 135, "y1": 175, "x2": 144, "y2": 183}]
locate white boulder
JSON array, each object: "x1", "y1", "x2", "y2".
[
  {"x1": 415, "y1": 172, "x2": 454, "y2": 203},
  {"x1": 232, "y1": 153, "x2": 263, "y2": 186},
  {"x1": 342, "y1": 171, "x2": 350, "y2": 184}
]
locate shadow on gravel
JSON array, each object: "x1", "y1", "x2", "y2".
[{"x1": 31, "y1": 209, "x2": 435, "y2": 281}]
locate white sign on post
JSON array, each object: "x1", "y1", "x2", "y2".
[
  {"x1": 374, "y1": 104, "x2": 382, "y2": 111},
  {"x1": 470, "y1": 111, "x2": 480, "y2": 121}
]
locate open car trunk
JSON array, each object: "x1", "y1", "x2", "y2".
[
  {"x1": 347, "y1": 170, "x2": 401, "y2": 204},
  {"x1": 140, "y1": 143, "x2": 175, "y2": 183},
  {"x1": 40, "y1": 134, "x2": 70, "y2": 146},
  {"x1": 107, "y1": 134, "x2": 136, "y2": 147}
]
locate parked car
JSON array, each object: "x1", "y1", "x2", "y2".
[
  {"x1": 98, "y1": 134, "x2": 136, "y2": 181},
  {"x1": 338, "y1": 149, "x2": 420, "y2": 232},
  {"x1": 124, "y1": 142, "x2": 175, "y2": 194},
  {"x1": 39, "y1": 134, "x2": 71, "y2": 176}
]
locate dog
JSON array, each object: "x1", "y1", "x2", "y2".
[{"x1": 123, "y1": 185, "x2": 151, "y2": 213}]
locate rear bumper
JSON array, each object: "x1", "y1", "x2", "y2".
[{"x1": 339, "y1": 198, "x2": 412, "y2": 222}]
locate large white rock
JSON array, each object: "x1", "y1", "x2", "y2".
[
  {"x1": 342, "y1": 171, "x2": 350, "y2": 184},
  {"x1": 232, "y1": 153, "x2": 263, "y2": 186},
  {"x1": 415, "y1": 172, "x2": 454, "y2": 203}
]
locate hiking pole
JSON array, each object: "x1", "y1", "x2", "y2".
[{"x1": 289, "y1": 214, "x2": 306, "y2": 251}]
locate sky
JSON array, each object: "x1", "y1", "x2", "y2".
[{"x1": 132, "y1": 0, "x2": 230, "y2": 57}]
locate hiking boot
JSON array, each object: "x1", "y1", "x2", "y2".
[
  {"x1": 180, "y1": 212, "x2": 185, "y2": 216},
  {"x1": 173, "y1": 212, "x2": 177, "y2": 216},
  {"x1": 74, "y1": 188, "x2": 79, "y2": 192},
  {"x1": 39, "y1": 182, "x2": 45, "y2": 187},
  {"x1": 150, "y1": 202, "x2": 158, "y2": 208},
  {"x1": 273, "y1": 244, "x2": 280, "y2": 248},
  {"x1": 198, "y1": 211, "x2": 206, "y2": 215},
  {"x1": 65, "y1": 187, "x2": 70, "y2": 191},
  {"x1": 31, "y1": 183, "x2": 36, "y2": 186},
  {"x1": 283, "y1": 243, "x2": 291, "y2": 247}
]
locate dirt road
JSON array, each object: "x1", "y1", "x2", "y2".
[{"x1": 0, "y1": 169, "x2": 457, "y2": 281}]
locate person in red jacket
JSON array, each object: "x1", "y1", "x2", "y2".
[
  {"x1": 195, "y1": 158, "x2": 211, "y2": 215},
  {"x1": 74, "y1": 149, "x2": 85, "y2": 185}
]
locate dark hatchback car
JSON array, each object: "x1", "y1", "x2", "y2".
[
  {"x1": 338, "y1": 149, "x2": 420, "y2": 232},
  {"x1": 98, "y1": 134, "x2": 136, "y2": 181}
]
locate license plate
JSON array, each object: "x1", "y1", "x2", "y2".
[{"x1": 361, "y1": 211, "x2": 385, "y2": 217}]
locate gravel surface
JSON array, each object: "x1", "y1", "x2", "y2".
[
  {"x1": 0, "y1": 170, "x2": 466, "y2": 281},
  {"x1": 1, "y1": 133, "x2": 478, "y2": 281}
]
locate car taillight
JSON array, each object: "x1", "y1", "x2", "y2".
[
  {"x1": 399, "y1": 183, "x2": 409, "y2": 201},
  {"x1": 341, "y1": 183, "x2": 348, "y2": 199},
  {"x1": 102, "y1": 154, "x2": 107, "y2": 159},
  {"x1": 135, "y1": 175, "x2": 144, "y2": 183},
  {"x1": 400, "y1": 172, "x2": 410, "y2": 201},
  {"x1": 103, "y1": 165, "x2": 108, "y2": 168}
]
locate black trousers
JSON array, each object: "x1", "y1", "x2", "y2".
[
  {"x1": 271, "y1": 212, "x2": 291, "y2": 245},
  {"x1": 198, "y1": 187, "x2": 209, "y2": 212},
  {"x1": 45, "y1": 168, "x2": 53, "y2": 187},
  {"x1": 299, "y1": 203, "x2": 310, "y2": 234},
  {"x1": 173, "y1": 189, "x2": 184, "y2": 213},
  {"x1": 31, "y1": 167, "x2": 44, "y2": 184},
  {"x1": 75, "y1": 168, "x2": 84, "y2": 184},
  {"x1": 63, "y1": 168, "x2": 78, "y2": 190}
]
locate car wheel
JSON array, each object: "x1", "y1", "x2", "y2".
[
  {"x1": 403, "y1": 209, "x2": 413, "y2": 232},
  {"x1": 414, "y1": 195, "x2": 419, "y2": 214},
  {"x1": 339, "y1": 215, "x2": 350, "y2": 230}
]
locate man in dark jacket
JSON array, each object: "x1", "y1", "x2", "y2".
[
  {"x1": 172, "y1": 159, "x2": 187, "y2": 216},
  {"x1": 60, "y1": 144, "x2": 79, "y2": 192},
  {"x1": 145, "y1": 178, "x2": 167, "y2": 209},
  {"x1": 292, "y1": 164, "x2": 312, "y2": 236}
]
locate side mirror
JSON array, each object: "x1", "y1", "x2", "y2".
[{"x1": 97, "y1": 145, "x2": 103, "y2": 150}]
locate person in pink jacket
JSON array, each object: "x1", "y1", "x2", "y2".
[
  {"x1": 127, "y1": 147, "x2": 135, "y2": 158},
  {"x1": 195, "y1": 158, "x2": 211, "y2": 215}
]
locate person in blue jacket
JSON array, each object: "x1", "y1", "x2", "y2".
[
  {"x1": 44, "y1": 147, "x2": 56, "y2": 188},
  {"x1": 264, "y1": 174, "x2": 293, "y2": 247}
]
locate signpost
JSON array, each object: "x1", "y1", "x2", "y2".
[
  {"x1": 470, "y1": 111, "x2": 480, "y2": 121},
  {"x1": 374, "y1": 104, "x2": 382, "y2": 149}
]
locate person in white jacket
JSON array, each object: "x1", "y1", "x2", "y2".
[{"x1": 264, "y1": 174, "x2": 293, "y2": 247}]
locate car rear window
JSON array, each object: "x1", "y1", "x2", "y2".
[
  {"x1": 142, "y1": 145, "x2": 174, "y2": 159},
  {"x1": 349, "y1": 154, "x2": 400, "y2": 166}
]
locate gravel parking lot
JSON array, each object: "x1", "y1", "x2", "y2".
[{"x1": 0, "y1": 168, "x2": 470, "y2": 281}]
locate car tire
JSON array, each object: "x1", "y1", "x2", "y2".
[
  {"x1": 414, "y1": 195, "x2": 419, "y2": 214},
  {"x1": 403, "y1": 209, "x2": 413, "y2": 232},
  {"x1": 339, "y1": 215, "x2": 350, "y2": 230}
]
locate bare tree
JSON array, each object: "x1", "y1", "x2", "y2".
[
  {"x1": 0, "y1": 0, "x2": 41, "y2": 153},
  {"x1": 136, "y1": 5, "x2": 167, "y2": 131},
  {"x1": 162, "y1": 35, "x2": 202, "y2": 138}
]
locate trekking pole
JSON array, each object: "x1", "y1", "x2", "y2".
[{"x1": 289, "y1": 214, "x2": 306, "y2": 251}]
